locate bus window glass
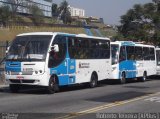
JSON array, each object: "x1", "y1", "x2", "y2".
[
  {"x1": 68, "y1": 37, "x2": 76, "y2": 59},
  {"x1": 68, "y1": 37, "x2": 110, "y2": 59},
  {"x1": 91, "y1": 40, "x2": 99, "y2": 59},
  {"x1": 78, "y1": 38, "x2": 89, "y2": 59},
  {"x1": 119, "y1": 46, "x2": 126, "y2": 62},
  {"x1": 135, "y1": 46, "x2": 143, "y2": 60},
  {"x1": 143, "y1": 47, "x2": 150, "y2": 60},
  {"x1": 156, "y1": 50, "x2": 160, "y2": 66},
  {"x1": 68, "y1": 37, "x2": 90, "y2": 59},
  {"x1": 111, "y1": 44, "x2": 119, "y2": 65},
  {"x1": 150, "y1": 48, "x2": 155, "y2": 60},
  {"x1": 6, "y1": 35, "x2": 52, "y2": 61},
  {"x1": 126, "y1": 46, "x2": 135, "y2": 60},
  {"x1": 48, "y1": 35, "x2": 66, "y2": 68},
  {"x1": 101, "y1": 40, "x2": 110, "y2": 59}
]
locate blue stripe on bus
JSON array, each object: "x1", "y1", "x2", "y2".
[
  {"x1": 50, "y1": 59, "x2": 76, "y2": 86},
  {"x1": 5, "y1": 61, "x2": 21, "y2": 72},
  {"x1": 119, "y1": 60, "x2": 136, "y2": 79}
]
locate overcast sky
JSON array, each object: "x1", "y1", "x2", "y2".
[{"x1": 54, "y1": 0, "x2": 152, "y2": 25}]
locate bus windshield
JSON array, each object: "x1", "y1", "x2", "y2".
[
  {"x1": 156, "y1": 49, "x2": 160, "y2": 66},
  {"x1": 111, "y1": 44, "x2": 119, "y2": 65},
  {"x1": 6, "y1": 35, "x2": 52, "y2": 61}
]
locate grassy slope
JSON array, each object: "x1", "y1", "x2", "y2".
[
  {"x1": 0, "y1": 26, "x2": 85, "y2": 41},
  {"x1": 0, "y1": 26, "x2": 116, "y2": 42}
]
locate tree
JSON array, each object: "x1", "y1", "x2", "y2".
[
  {"x1": 118, "y1": 2, "x2": 160, "y2": 45},
  {"x1": 52, "y1": 3, "x2": 59, "y2": 17},
  {"x1": 7, "y1": 0, "x2": 24, "y2": 19},
  {"x1": 29, "y1": 5, "x2": 44, "y2": 25},
  {"x1": 58, "y1": 0, "x2": 72, "y2": 24},
  {"x1": 0, "y1": 5, "x2": 11, "y2": 27}
]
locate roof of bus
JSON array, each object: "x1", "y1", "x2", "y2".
[
  {"x1": 17, "y1": 32, "x2": 110, "y2": 40},
  {"x1": 156, "y1": 47, "x2": 160, "y2": 50},
  {"x1": 111, "y1": 41, "x2": 155, "y2": 47},
  {"x1": 17, "y1": 32, "x2": 63, "y2": 36}
]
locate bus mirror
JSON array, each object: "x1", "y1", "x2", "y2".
[
  {"x1": 52, "y1": 44, "x2": 59, "y2": 53},
  {"x1": 6, "y1": 47, "x2": 9, "y2": 54}
]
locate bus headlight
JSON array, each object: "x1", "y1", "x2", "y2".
[
  {"x1": 39, "y1": 70, "x2": 43, "y2": 74},
  {"x1": 112, "y1": 67, "x2": 116, "y2": 71},
  {"x1": 35, "y1": 71, "x2": 38, "y2": 74},
  {"x1": 34, "y1": 70, "x2": 44, "y2": 75}
]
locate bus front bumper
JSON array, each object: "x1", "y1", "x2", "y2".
[{"x1": 5, "y1": 74, "x2": 49, "y2": 86}]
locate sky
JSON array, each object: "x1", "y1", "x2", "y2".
[{"x1": 54, "y1": 0, "x2": 152, "y2": 25}]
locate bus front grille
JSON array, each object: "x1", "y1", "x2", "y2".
[{"x1": 9, "y1": 79, "x2": 35, "y2": 84}]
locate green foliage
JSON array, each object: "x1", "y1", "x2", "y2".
[
  {"x1": 52, "y1": 3, "x2": 59, "y2": 17},
  {"x1": 58, "y1": 0, "x2": 72, "y2": 24},
  {"x1": 118, "y1": 1, "x2": 160, "y2": 45},
  {"x1": 6, "y1": 0, "x2": 23, "y2": 19},
  {"x1": 0, "y1": 5, "x2": 11, "y2": 26},
  {"x1": 29, "y1": 5, "x2": 44, "y2": 25}
]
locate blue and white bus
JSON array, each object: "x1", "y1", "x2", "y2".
[
  {"x1": 5, "y1": 32, "x2": 111, "y2": 93},
  {"x1": 111, "y1": 41, "x2": 156, "y2": 84}
]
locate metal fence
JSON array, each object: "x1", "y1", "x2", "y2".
[
  {"x1": 0, "y1": 41, "x2": 8, "y2": 83},
  {"x1": 0, "y1": 41, "x2": 8, "y2": 62}
]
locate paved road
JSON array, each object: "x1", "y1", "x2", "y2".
[{"x1": 0, "y1": 78, "x2": 160, "y2": 119}]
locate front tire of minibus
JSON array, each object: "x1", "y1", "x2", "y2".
[
  {"x1": 140, "y1": 71, "x2": 147, "y2": 82},
  {"x1": 10, "y1": 84, "x2": 20, "y2": 93},
  {"x1": 47, "y1": 76, "x2": 59, "y2": 94},
  {"x1": 120, "y1": 72, "x2": 126, "y2": 84}
]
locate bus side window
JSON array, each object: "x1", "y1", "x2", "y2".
[
  {"x1": 135, "y1": 46, "x2": 143, "y2": 60},
  {"x1": 48, "y1": 35, "x2": 66, "y2": 68},
  {"x1": 119, "y1": 46, "x2": 126, "y2": 62},
  {"x1": 143, "y1": 47, "x2": 150, "y2": 60},
  {"x1": 68, "y1": 37, "x2": 76, "y2": 59},
  {"x1": 150, "y1": 48, "x2": 155, "y2": 60},
  {"x1": 126, "y1": 46, "x2": 135, "y2": 60}
]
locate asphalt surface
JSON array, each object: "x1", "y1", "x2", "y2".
[{"x1": 0, "y1": 78, "x2": 160, "y2": 119}]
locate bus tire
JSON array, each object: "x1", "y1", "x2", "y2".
[
  {"x1": 140, "y1": 72, "x2": 147, "y2": 82},
  {"x1": 47, "y1": 76, "x2": 59, "y2": 94},
  {"x1": 120, "y1": 72, "x2": 126, "y2": 84},
  {"x1": 89, "y1": 73, "x2": 98, "y2": 88},
  {"x1": 10, "y1": 84, "x2": 20, "y2": 93}
]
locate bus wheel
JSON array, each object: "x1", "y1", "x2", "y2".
[
  {"x1": 10, "y1": 84, "x2": 20, "y2": 93},
  {"x1": 89, "y1": 73, "x2": 98, "y2": 88},
  {"x1": 47, "y1": 76, "x2": 59, "y2": 94},
  {"x1": 140, "y1": 72, "x2": 147, "y2": 82},
  {"x1": 120, "y1": 72, "x2": 126, "y2": 84}
]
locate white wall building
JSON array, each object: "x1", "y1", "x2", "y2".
[{"x1": 69, "y1": 6, "x2": 85, "y2": 17}]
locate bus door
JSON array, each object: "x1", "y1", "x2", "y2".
[
  {"x1": 124, "y1": 46, "x2": 136, "y2": 78},
  {"x1": 48, "y1": 35, "x2": 69, "y2": 86}
]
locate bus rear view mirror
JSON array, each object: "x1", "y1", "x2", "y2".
[
  {"x1": 51, "y1": 44, "x2": 59, "y2": 53},
  {"x1": 6, "y1": 46, "x2": 10, "y2": 54}
]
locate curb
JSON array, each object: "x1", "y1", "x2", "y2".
[
  {"x1": 0, "y1": 84, "x2": 8, "y2": 88},
  {"x1": 0, "y1": 85, "x2": 9, "y2": 92}
]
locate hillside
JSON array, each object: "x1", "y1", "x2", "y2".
[{"x1": 0, "y1": 26, "x2": 85, "y2": 41}]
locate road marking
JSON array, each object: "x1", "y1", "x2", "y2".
[
  {"x1": 55, "y1": 92, "x2": 160, "y2": 119},
  {"x1": 145, "y1": 96, "x2": 160, "y2": 102}
]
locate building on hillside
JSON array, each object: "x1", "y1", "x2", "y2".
[
  {"x1": 0, "y1": 0, "x2": 52, "y2": 17},
  {"x1": 69, "y1": 6, "x2": 85, "y2": 17}
]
